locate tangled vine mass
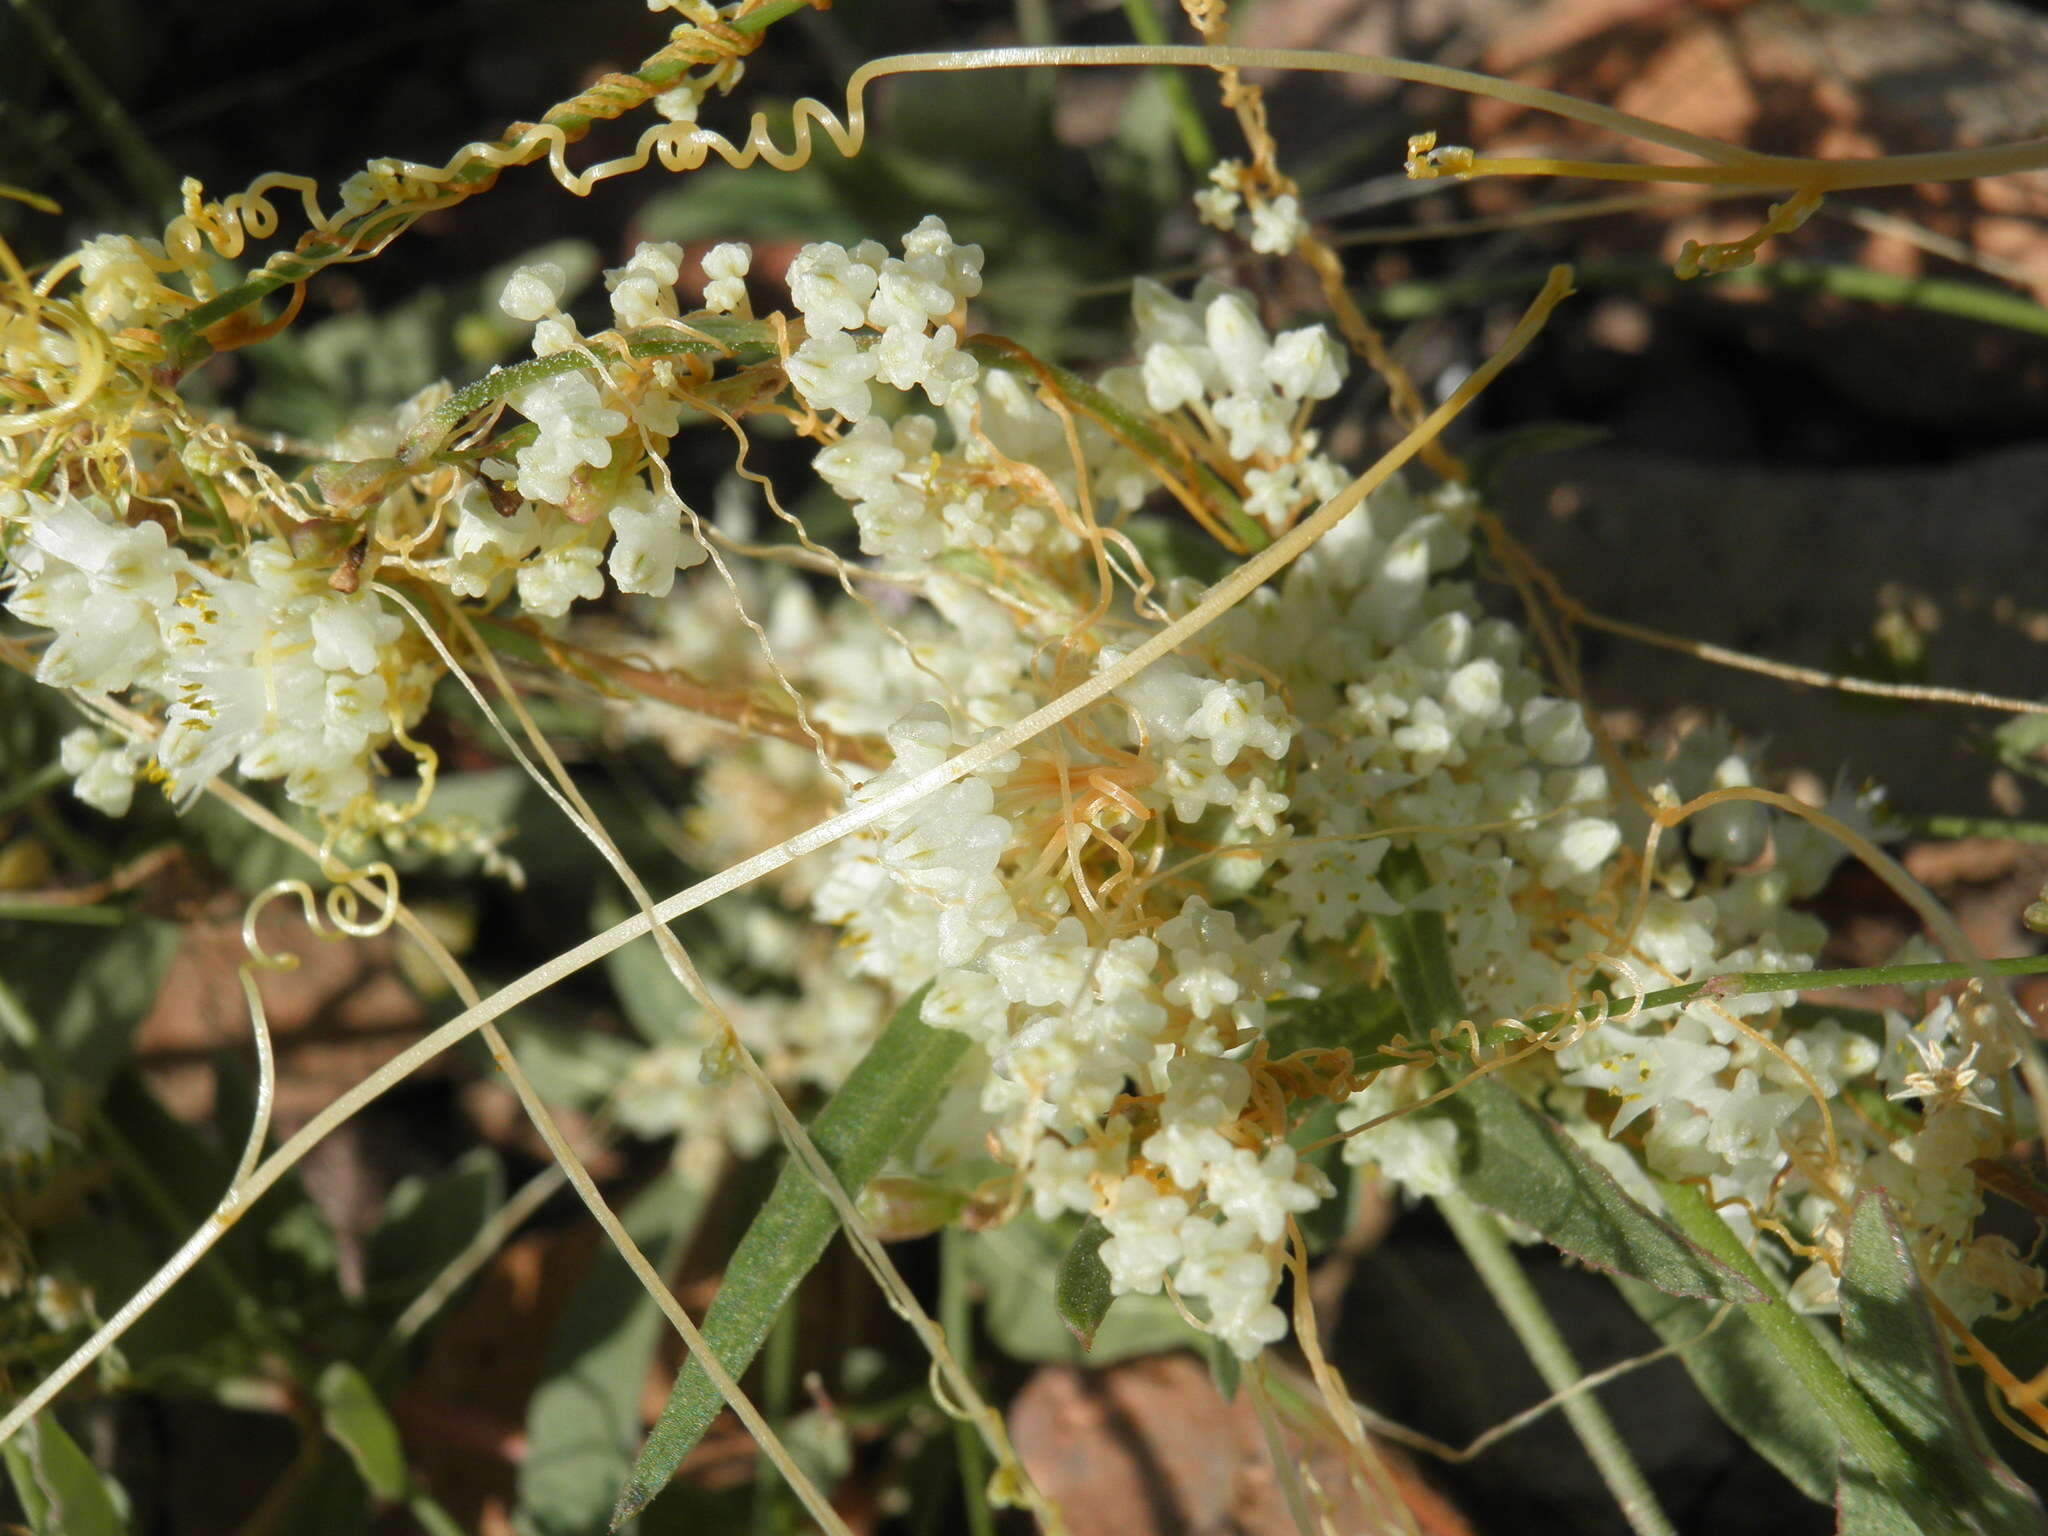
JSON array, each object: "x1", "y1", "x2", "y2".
[{"x1": 7, "y1": 0, "x2": 2048, "y2": 1528}]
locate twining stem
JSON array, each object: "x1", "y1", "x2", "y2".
[
  {"x1": 1654, "y1": 1178, "x2": 1922, "y2": 1505},
  {"x1": 1437, "y1": 1191, "x2": 1677, "y2": 1536},
  {"x1": 156, "y1": 3, "x2": 810, "y2": 367}
]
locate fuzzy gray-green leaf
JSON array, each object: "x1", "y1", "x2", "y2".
[
  {"x1": 1369, "y1": 845, "x2": 1757, "y2": 1303},
  {"x1": 1614, "y1": 1276, "x2": 1836, "y2": 1502},
  {"x1": 1837, "y1": 1192, "x2": 2045, "y2": 1533},
  {"x1": 519, "y1": 1169, "x2": 711, "y2": 1536},
  {"x1": 1055, "y1": 1216, "x2": 1114, "y2": 1350}
]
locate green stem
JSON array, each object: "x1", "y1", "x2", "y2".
[
  {"x1": 0, "y1": 761, "x2": 66, "y2": 822},
  {"x1": 1372, "y1": 848, "x2": 1672, "y2": 1534},
  {"x1": 940, "y1": 1226, "x2": 995, "y2": 1536},
  {"x1": 1437, "y1": 1191, "x2": 1676, "y2": 1536},
  {"x1": 395, "y1": 318, "x2": 773, "y2": 465},
  {"x1": 749, "y1": 1306, "x2": 800, "y2": 1535},
  {"x1": 1120, "y1": 0, "x2": 1216, "y2": 174},
  {"x1": 0, "y1": 902, "x2": 126, "y2": 925},
  {"x1": 1654, "y1": 1178, "x2": 1918, "y2": 1496},
  {"x1": 1358, "y1": 952, "x2": 2048, "y2": 1077},
  {"x1": 1912, "y1": 814, "x2": 2048, "y2": 844},
  {"x1": 1361, "y1": 257, "x2": 2048, "y2": 339}
]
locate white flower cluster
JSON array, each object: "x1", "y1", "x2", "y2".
[
  {"x1": 594, "y1": 226, "x2": 2035, "y2": 1353},
  {"x1": 1192, "y1": 159, "x2": 1308, "y2": 256},
  {"x1": 813, "y1": 364, "x2": 1150, "y2": 565},
  {"x1": 464, "y1": 249, "x2": 723, "y2": 611},
  {"x1": 783, "y1": 217, "x2": 983, "y2": 424},
  {"x1": 3, "y1": 490, "x2": 432, "y2": 813},
  {"x1": 1131, "y1": 278, "x2": 1348, "y2": 535}
]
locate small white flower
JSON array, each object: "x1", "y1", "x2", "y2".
[
  {"x1": 607, "y1": 486, "x2": 707, "y2": 597},
  {"x1": 1263, "y1": 325, "x2": 1344, "y2": 401},
  {"x1": 516, "y1": 539, "x2": 604, "y2": 617},
  {"x1": 59, "y1": 726, "x2": 141, "y2": 818},
  {"x1": 1248, "y1": 194, "x2": 1306, "y2": 256},
  {"x1": 1142, "y1": 343, "x2": 1210, "y2": 413},
  {"x1": 786, "y1": 331, "x2": 876, "y2": 422},
  {"x1": 1194, "y1": 186, "x2": 1240, "y2": 229},
  {"x1": 788, "y1": 243, "x2": 879, "y2": 333},
  {"x1": 1211, "y1": 391, "x2": 1292, "y2": 461},
  {"x1": 1520, "y1": 696, "x2": 1592, "y2": 765}
]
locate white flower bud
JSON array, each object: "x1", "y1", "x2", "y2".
[
  {"x1": 1521, "y1": 695, "x2": 1592, "y2": 765},
  {"x1": 499, "y1": 262, "x2": 566, "y2": 323},
  {"x1": 1204, "y1": 292, "x2": 1269, "y2": 386}
]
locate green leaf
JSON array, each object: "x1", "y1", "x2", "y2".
[
  {"x1": 1614, "y1": 1276, "x2": 1837, "y2": 1502},
  {"x1": 365, "y1": 1148, "x2": 504, "y2": 1312},
  {"x1": 614, "y1": 986, "x2": 967, "y2": 1526},
  {"x1": 5, "y1": 919, "x2": 179, "y2": 1090},
  {"x1": 1836, "y1": 1459, "x2": 1937, "y2": 1536},
  {"x1": 1, "y1": 1413, "x2": 129, "y2": 1536},
  {"x1": 519, "y1": 1170, "x2": 712, "y2": 1536},
  {"x1": 498, "y1": 1015, "x2": 644, "y2": 1114},
  {"x1": 279, "y1": 1452, "x2": 373, "y2": 1536},
  {"x1": 1055, "y1": 1216, "x2": 1114, "y2": 1350},
  {"x1": 599, "y1": 904, "x2": 699, "y2": 1046},
  {"x1": 1369, "y1": 845, "x2": 1757, "y2": 1303},
  {"x1": 1262, "y1": 984, "x2": 1405, "y2": 1062},
  {"x1": 1445, "y1": 1077, "x2": 1760, "y2": 1303},
  {"x1": 967, "y1": 1212, "x2": 1194, "y2": 1366},
  {"x1": 317, "y1": 1361, "x2": 409, "y2": 1502},
  {"x1": 183, "y1": 792, "x2": 322, "y2": 893},
  {"x1": 1836, "y1": 1193, "x2": 2046, "y2": 1533},
  {"x1": 1286, "y1": 1098, "x2": 1356, "y2": 1256},
  {"x1": 1465, "y1": 420, "x2": 1610, "y2": 499},
  {"x1": 1204, "y1": 1330, "x2": 1243, "y2": 1402}
]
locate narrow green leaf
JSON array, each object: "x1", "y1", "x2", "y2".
[
  {"x1": 518, "y1": 1169, "x2": 711, "y2": 1536},
  {"x1": 317, "y1": 1361, "x2": 409, "y2": 1502},
  {"x1": 1614, "y1": 1276, "x2": 1836, "y2": 1502},
  {"x1": 1369, "y1": 845, "x2": 1757, "y2": 1303},
  {"x1": 1, "y1": 1413, "x2": 128, "y2": 1536},
  {"x1": 613, "y1": 986, "x2": 966, "y2": 1526},
  {"x1": 1286, "y1": 1098, "x2": 1356, "y2": 1256},
  {"x1": 1836, "y1": 1193, "x2": 2046, "y2": 1533},
  {"x1": 1447, "y1": 1077, "x2": 1760, "y2": 1302},
  {"x1": 1055, "y1": 1216, "x2": 1114, "y2": 1350}
]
